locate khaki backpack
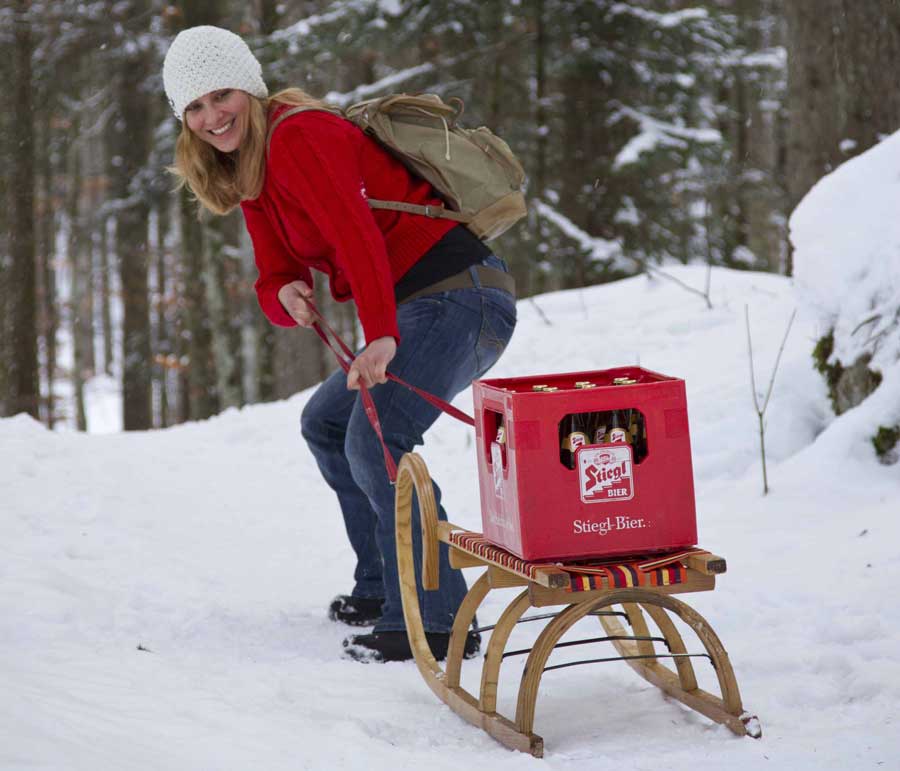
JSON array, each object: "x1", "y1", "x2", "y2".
[{"x1": 266, "y1": 93, "x2": 527, "y2": 241}]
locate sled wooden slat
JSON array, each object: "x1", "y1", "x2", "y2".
[
  {"x1": 527, "y1": 570, "x2": 715, "y2": 608},
  {"x1": 437, "y1": 526, "x2": 571, "y2": 588},
  {"x1": 395, "y1": 452, "x2": 761, "y2": 758},
  {"x1": 487, "y1": 566, "x2": 530, "y2": 589},
  {"x1": 448, "y1": 549, "x2": 485, "y2": 569},
  {"x1": 684, "y1": 552, "x2": 727, "y2": 575}
]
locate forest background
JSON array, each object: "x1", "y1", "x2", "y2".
[{"x1": 2, "y1": 0, "x2": 899, "y2": 433}]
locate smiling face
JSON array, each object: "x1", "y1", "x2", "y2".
[{"x1": 184, "y1": 88, "x2": 251, "y2": 153}]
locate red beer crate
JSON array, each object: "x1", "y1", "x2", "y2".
[{"x1": 473, "y1": 366, "x2": 697, "y2": 562}]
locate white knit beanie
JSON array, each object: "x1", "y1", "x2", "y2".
[{"x1": 163, "y1": 25, "x2": 268, "y2": 120}]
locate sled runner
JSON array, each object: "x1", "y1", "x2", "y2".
[{"x1": 395, "y1": 452, "x2": 761, "y2": 757}]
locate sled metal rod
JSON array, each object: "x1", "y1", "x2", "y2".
[
  {"x1": 474, "y1": 609, "x2": 628, "y2": 635},
  {"x1": 502, "y1": 634, "x2": 668, "y2": 660},
  {"x1": 542, "y1": 652, "x2": 713, "y2": 673}
]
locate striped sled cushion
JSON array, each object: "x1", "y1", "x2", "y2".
[{"x1": 448, "y1": 531, "x2": 708, "y2": 592}]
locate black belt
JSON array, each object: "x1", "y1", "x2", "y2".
[{"x1": 398, "y1": 264, "x2": 516, "y2": 304}]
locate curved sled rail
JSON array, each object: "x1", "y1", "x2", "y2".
[{"x1": 394, "y1": 452, "x2": 543, "y2": 755}]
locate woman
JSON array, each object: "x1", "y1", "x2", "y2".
[{"x1": 163, "y1": 26, "x2": 516, "y2": 662}]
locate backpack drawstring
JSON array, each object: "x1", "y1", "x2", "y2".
[{"x1": 440, "y1": 115, "x2": 451, "y2": 160}]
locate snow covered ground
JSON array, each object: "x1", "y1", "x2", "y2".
[{"x1": 3, "y1": 265, "x2": 898, "y2": 770}]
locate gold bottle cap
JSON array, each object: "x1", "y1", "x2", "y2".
[
  {"x1": 531, "y1": 384, "x2": 549, "y2": 391},
  {"x1": 612, "y1": 377, "x2": 638, "y2": 385}
]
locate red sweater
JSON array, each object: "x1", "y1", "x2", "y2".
[{"x1": 241, "y1": 107, "x2": 456, "y2": 344}]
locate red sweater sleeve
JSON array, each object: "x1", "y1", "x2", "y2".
[
  {"x1": 241, "y1": 197, "x2": 312, "y2": 328},
  {"x1": 267, "y1": 113, "x2": 400, "y2": 344}
]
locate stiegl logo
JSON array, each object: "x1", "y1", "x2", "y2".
[
  {"x1": 573, "y1": 515, "x2": 648, "y2": 535},
  {"x1": 577, "y1": 444, "x2": 634, "y2": 503}
]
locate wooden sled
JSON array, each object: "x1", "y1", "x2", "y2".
[{"x1": 395, "y1": 452, "x2": 761, "y2": 758}]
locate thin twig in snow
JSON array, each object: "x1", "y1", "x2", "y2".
[
  {"x1": 635, "y1": 258, "x2": 713, "y2": 309},
  {"x1": 528, "y1": 297, "x2": 552, "y2": 326},
  {"x1": 762, "y1": 309, "x2": 796, "y2": 414},
  {"x1": 746, "y1": 305, "x2": 796, "y2": 495}
]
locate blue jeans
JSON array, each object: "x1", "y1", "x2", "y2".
[{"x1": 301, "y1": 254, "x2": 516, "y2": 633}]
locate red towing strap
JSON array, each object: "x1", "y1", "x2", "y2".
[{"x1": 305, "y1": 300, "x2": 475, "y2": 483}]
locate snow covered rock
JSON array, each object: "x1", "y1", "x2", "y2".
[{"x1": 791, "y1": 129, "x2": 900, "y2": 460}]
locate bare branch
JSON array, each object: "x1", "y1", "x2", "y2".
[
  {"x1": 761, "y1": 308, "x2": 797, "y2": 414},
  {"x1": 528, "y1": 297, "x2": 552, "y2": 326},
  {"x1": 745, "y1": 304, "x2": 762, "y2": 415},
  {"x1": 745, "y1": 305, "x2": 797, "y2": 495},
  {"x1": 641, "y1": 263, "x2": 713, "y2": 308}
]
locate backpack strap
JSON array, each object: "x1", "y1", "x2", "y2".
[
  {"x1": 265, "y1": 105, "x2": 471, "y2": 223},
  {"x1": 266, "y1": 105, "x2": 337, "y2": 156},
  {"x1": 366, "y1": 199, "x2": 470, "y2": 223}
]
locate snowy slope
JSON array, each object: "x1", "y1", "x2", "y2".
[{"x1": 3, "y1": 266, "x2": 898, "y2": 770}]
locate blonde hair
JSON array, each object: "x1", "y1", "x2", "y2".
[{"x1": 171, "y1": 88, "x2": 338, "y2": 216}]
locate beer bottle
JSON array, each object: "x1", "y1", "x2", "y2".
[
  {"x1": 604, "y1": 410, "x2": 632, "y2": 444},
  {"x1": 634, "y1": 412, "x2": 647, "y2": 462},
  {"x1": 573, "y1": 383, "x2": 597, "y2": 444},
  {"x1": 560, "y1": 413, "x2": 589, "y2": 469},
  {"x1": 627, "y1": 409, "x2": 638, "y2": 441},
  {"x1": 627, "y1": 410, "x2": 641, "y2": 461},
  {"x1": 582, "y1": 411, "x2": 598, "y2": 445},
  {"x1": 592, "y1": 410, "x2": 609, "y2": 444},
  {"x1": 494, "y1": 414, "x2": 507, "y2": 466}
]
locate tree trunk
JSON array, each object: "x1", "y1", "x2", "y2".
[
  {"x1": 116, "y1": 211, "x2": 152, "y2": 430},
  {"x1": 257, "y1": 0, "x2": 283, "y2": 35},
  {"x1": 833, "y1": 0, "x2": 900, "y2": 154},
  {"x1": 110, "y1": 25, "x2": 154, "y2": 430},
  {"x1": 784, "y1": 0, "x2": 844, "y2": 213},
  {"x1": 0, "y1": 60, "x2": 6, "y2": 416},
  {"x1": 254, "y1": 312, "x2": 277, "y2": 402},
  {"x1": 785, "y1": 0, "x2": 900, "y2": 275},
  {"x1": 8, "y1": 0, "x2": 40, "y2": 419},
  {"x1": 748, "y1": 0, "x2": 789, "y2": 274},
  {"x1": 174, "y1": 284, "x2": 192, "y2": 424},
  {"x1": 155, "y1": 200, "x2": 171, "y2": 428},
  {"x1": 533, "y1": 0, "x2": 547, "y2": 201},
  {"x1": 170, "y1": 0, "x2": 232, "y2": 419},
  {"x1": 720, "y1": 0, "x2": 787, "y2": 273},
  {"x1": 522, "y1": 0, "x2": 549, "y2": 300},
  {"x1": 99, "y1": 215, "x2": 114, "y2": 376},
  {"x1": 37, "y1": 112, "x2": 60, "y2": 427},
  {"x1": 179, "y1": 190, "x2": 219, "y2": 420},
  {"x1": 487, "y1": 2, "x2": 504, "y2": 131},
  {"x1": 205, "y1": 212, "x2": 244, "y2": 410},
  {"x1": 67, "y1": 128, "x2": 88, "y2": 431}
]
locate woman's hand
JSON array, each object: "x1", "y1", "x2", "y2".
[
  {"x1": 347, "y1": 336, "x2": 397, "y2": 390},
  {"x1": 277, "y1": 280, "x2": 316, "y2": 326}
]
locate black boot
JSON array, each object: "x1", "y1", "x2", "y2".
[
  {"x1": 342, "y1": 629, "x2": 481, "y2": 663},
  {"x1": 328, "y1": 595, "x2": 384, "y2": 627}
]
